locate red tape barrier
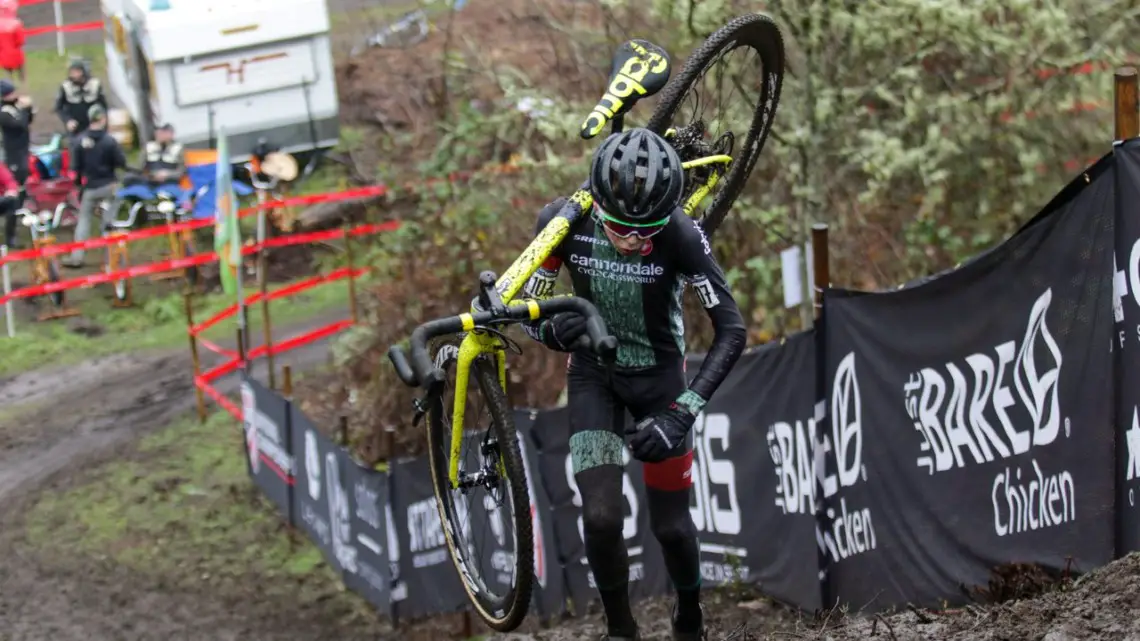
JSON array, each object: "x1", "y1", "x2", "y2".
[
  {"x1": 18, "y1": 0, "x2": 82, "y2": 5},
  {"x1": 25, "y1": 19, "x2": 102, "y2": 37},
  {"x1": 189, "y1": 266, "x2": 363, "y2": 337},
  {"x1": 0, "y1": 219, "x2": 395, "y2": 304},
  {"x1": 0, "y1": 184, "x2": 390, "y2": 267}
]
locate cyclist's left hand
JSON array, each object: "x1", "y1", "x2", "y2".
[{"x1": 625, "y1": 402, "x2": 696, "y2": 463}]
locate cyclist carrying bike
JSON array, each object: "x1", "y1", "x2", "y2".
[{"x1": 521, "y1": 127, "x2": 746, "y2": 641}]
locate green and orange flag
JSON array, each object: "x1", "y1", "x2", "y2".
[{"x1": 213, "y1": 128, "x2": 241, "y2": 297}]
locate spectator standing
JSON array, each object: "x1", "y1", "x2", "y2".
[
  {"x1": 65, "y1": 105, "x2": 125, "y2": 268},
  {"x1": 0, "y1": 78, "x2": 32, "y2": 247},
  {"x1": 55, "y1": 59, "x2": 106, "y2": 138},
  {"x1": 0, "y1": 0, "x2": 24, "y2": 82}
]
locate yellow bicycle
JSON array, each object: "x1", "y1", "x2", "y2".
[{"x1": 388, "y1": 14, "x2": 784, "y2": 632}]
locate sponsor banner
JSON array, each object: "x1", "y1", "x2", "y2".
[
  {"x1": 1115, "y1": 139, "x2": 1140, "y2": 553},
  {"x1": 341, "y1": 460, "x2": 393, "y2": 616},
  {"x1": 515, "y1": 410, "x2": 567, "y2": 619},
  {"x1": 241, "y1": 374, "x2": 294, "y2": 520},
  {"x1": 821, "y1": 155, "x2": 1116, "y2": 610},
  {"x1": 291, "y1": 407, "x2": 352, "y2": 577},
  {"x1": 686, "y1": 332, "x2": 824, "y2": 611},
  {"x1": 389, "y1": 455, "x2": 468, "y2": 619},
  {"x1": 531, "y1": 406, "x2": 670, "y2": 613}
]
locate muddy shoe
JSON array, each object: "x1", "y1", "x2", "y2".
[{"x1": 671, "y1": 603, "x2": 706, "y2": 641}]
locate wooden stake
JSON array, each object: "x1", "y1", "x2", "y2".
[
  {"x1": 810, "y1": 223, "x2": 830, "y2": 319},
  {"x1": 282, "y1": 365, "x2": 293, "y2": 398},
  {"x1": 345, "y1": 223, "x2": 359, "y2": 324},
  {"x1": 259, "y1": 247, "x2": 276, "y2": 389},
  {"x1": 1115, "y1": 67, "x2": 1139, "y2": 142},
  {"x1": 184, "y1": 292, "x2": 207, "y2": 423}
]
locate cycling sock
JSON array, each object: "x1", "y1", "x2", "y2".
[
  {"x1": 673, "y1": 585, "x2": 703, "y2": 633},
  {"x1": 575, "y1": 464, "x2": 637, "y2": 637},
  {"x1": 646, "y1": 484, "x2": 702, "y2": 632}
]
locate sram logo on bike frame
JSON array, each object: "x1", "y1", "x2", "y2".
[{"x1": 580, "y1": 39, "x2": 670, "y2": 139}]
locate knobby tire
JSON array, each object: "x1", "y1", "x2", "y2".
[
  {"x1": 425, "y1": 338, "x2": 535, "y2": 632},
  {"x1": 646, "y1": 13, "x2": 785, "y2": 237}
]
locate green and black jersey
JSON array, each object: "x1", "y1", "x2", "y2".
[{"x1": 522, "y1": 198, "x2": 746, "y2": 403}]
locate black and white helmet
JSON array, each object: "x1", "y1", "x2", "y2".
[{"x1": 589, "y1": 127, "x2": 684, "y2": 226}]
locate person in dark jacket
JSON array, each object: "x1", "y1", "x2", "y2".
[
  {"x1": 54, "y1": 59, "x2": 105, "y2": 138},
  {"x1": 65, "y1": 105, "x2": 125, "y2": 267},
  {"x1": 0, "y1": 79, "x2": 32, "y2": 221}
]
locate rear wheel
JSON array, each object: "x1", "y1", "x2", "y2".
[
  {"x1": 424, "y1": 336, "x2": 534, "y2": 632},
  {"x1": 646, "y1": 13, "x2": 785, "y2": 237}
]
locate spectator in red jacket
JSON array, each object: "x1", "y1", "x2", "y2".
[
  {"x1": 0, "y1": 0, "x2": 24, "y2": 82},
  {"x1": 0, "y1": 161, "x2": 22, "y2": 247}
]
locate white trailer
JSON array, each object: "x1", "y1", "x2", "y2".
[{"x1": 99, "y1": 0, "x2": 340, "y2": 162}]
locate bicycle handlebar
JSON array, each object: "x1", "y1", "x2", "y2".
[{"x1": 388, "y1": 296, "x2": 619, "y2": 389}]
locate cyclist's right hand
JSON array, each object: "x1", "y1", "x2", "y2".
[{"x1": 540, "y1": 312, "x2": 588, "y2": 352}]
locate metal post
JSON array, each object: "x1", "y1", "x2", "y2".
[
  {"x1": 2, "y1": 246, "x2": 13, "y2": 338},
  {"x1": 258, "y1": 210, "x2": 275, "y2": 389},
  {"x1": 344, "y1": 224, "x2": 359, "y2": 324},
  {"x1": 184, "y1": 293, "x2": 206, "y2": 422},
  {"x1": 53, "y1": 0, "x2": 64, "y2": 56},
  {"x1": 810, "y1": 223, "x2": 830, "y2": 319},
  {"x1": 1115, "y1": 67, "x2": 1139, "y2": 142}
]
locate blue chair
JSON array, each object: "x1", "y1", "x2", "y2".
[{"x1": 180, "y1": 163, "x2": 254, "y2": 220}]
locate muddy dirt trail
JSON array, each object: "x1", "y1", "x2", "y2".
[{"x1": 0, "y1": 316, "x2": 375, "y2": 641}]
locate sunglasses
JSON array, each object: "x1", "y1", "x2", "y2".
[{"x1": 594, "y1": 206, "x2": 669, "y2": 240}]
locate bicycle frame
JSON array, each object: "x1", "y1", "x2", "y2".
[{"x1": 441, "y1": 148, "x2": 734, "y2": 488}]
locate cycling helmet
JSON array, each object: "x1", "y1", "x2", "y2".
[{"x1": 589, "y1": 127, "x2": 684, "y2": 226}]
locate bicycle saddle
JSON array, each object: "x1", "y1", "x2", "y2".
[{"x1": 580, "y1": 39, "x2": 671, "y2": 140}]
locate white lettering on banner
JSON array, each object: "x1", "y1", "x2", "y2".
[
  {"x1": 565, "y1": 448, "x2": 644, "y2": 586},
  {"x1": 326, "y1": 451, "x2": 358, "y2": 574},
  {"x1": 305, "y1": 430, "x2": 322, "y2": 501},
  {"x1": 407, "y1": 496, "x2": 448, "y2": 568},
  {"x1": 1113, "y1": 237, "x2": 1140, "y2": 349},
  {"x1": 690, "y1": 413, "x2": 749, "y2": 582},
  {"x1": 354, "y1": 480, "x2": 382, "y2": 530},
  {"x1": 386, "y1": 502, "x2": 407, "y2": 602},
  {"x1": 241, "y1": 382, "x2": 293, "y2": 477},
  {"x1": 301, "y1": 503, "x2": 331, "y2": 546},
  {"x1": 992, "y1": 460, "x2": 1076, "y2": 536},
  {"x1": 904, "y1": 288, "x2": 1067, "y2": 476},
  {"x1": 766, "y1": 352, "x2": 879, "y2": 566},
  {"x1": 1127, "y1": 408, "x2": 1140, "y2": 508}
]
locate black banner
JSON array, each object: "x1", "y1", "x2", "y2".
[
  {"x1": 240, "y1": 375, "x2": 294, "y2": 521},
  {"x1": 388, "y1": 455, "x2": 468, "y2": 619},
  {"x1": 513, "y1": 410, "x2": 567, "y2": 619},
  {"x1": 291, "y1": 407, "x2": 356, "y2": 578},
  {"x1": 1115, "y1": 139, "x2": 1140, "y2": 554},
  {"x1": 341, "y1": 458, "x2": 393, "y2": 616},
  {"x1": 821, "y1": 154, "x2": 1117, "y2": 610},
  {"x1": 530, "y1": 406, "x2": 670, "y2": 613},
  {"x1": 686, "y1": 332, "x2": 824, "y2": 612}
]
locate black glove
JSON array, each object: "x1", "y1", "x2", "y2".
[
  {"x1": 625, "y1": 402, "x2": 698, "y2": 463},
  {"x1": 539, "y1": 312, "x2": 588, "y2": 352}
]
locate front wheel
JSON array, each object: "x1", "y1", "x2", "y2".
[
  {"x1": 646, "y1": 13, "x2": 785, "y2": 237},
  {"x1": 424, "y1": 336, "x2": 534, "y2": 632}
]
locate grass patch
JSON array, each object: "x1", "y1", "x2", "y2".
[
  {"x1": 23, "y1": 410, "x2": 369, "y2": 607},
  {"x1": 0, "y1": 270, "x2": 359, "y2": 377}
]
